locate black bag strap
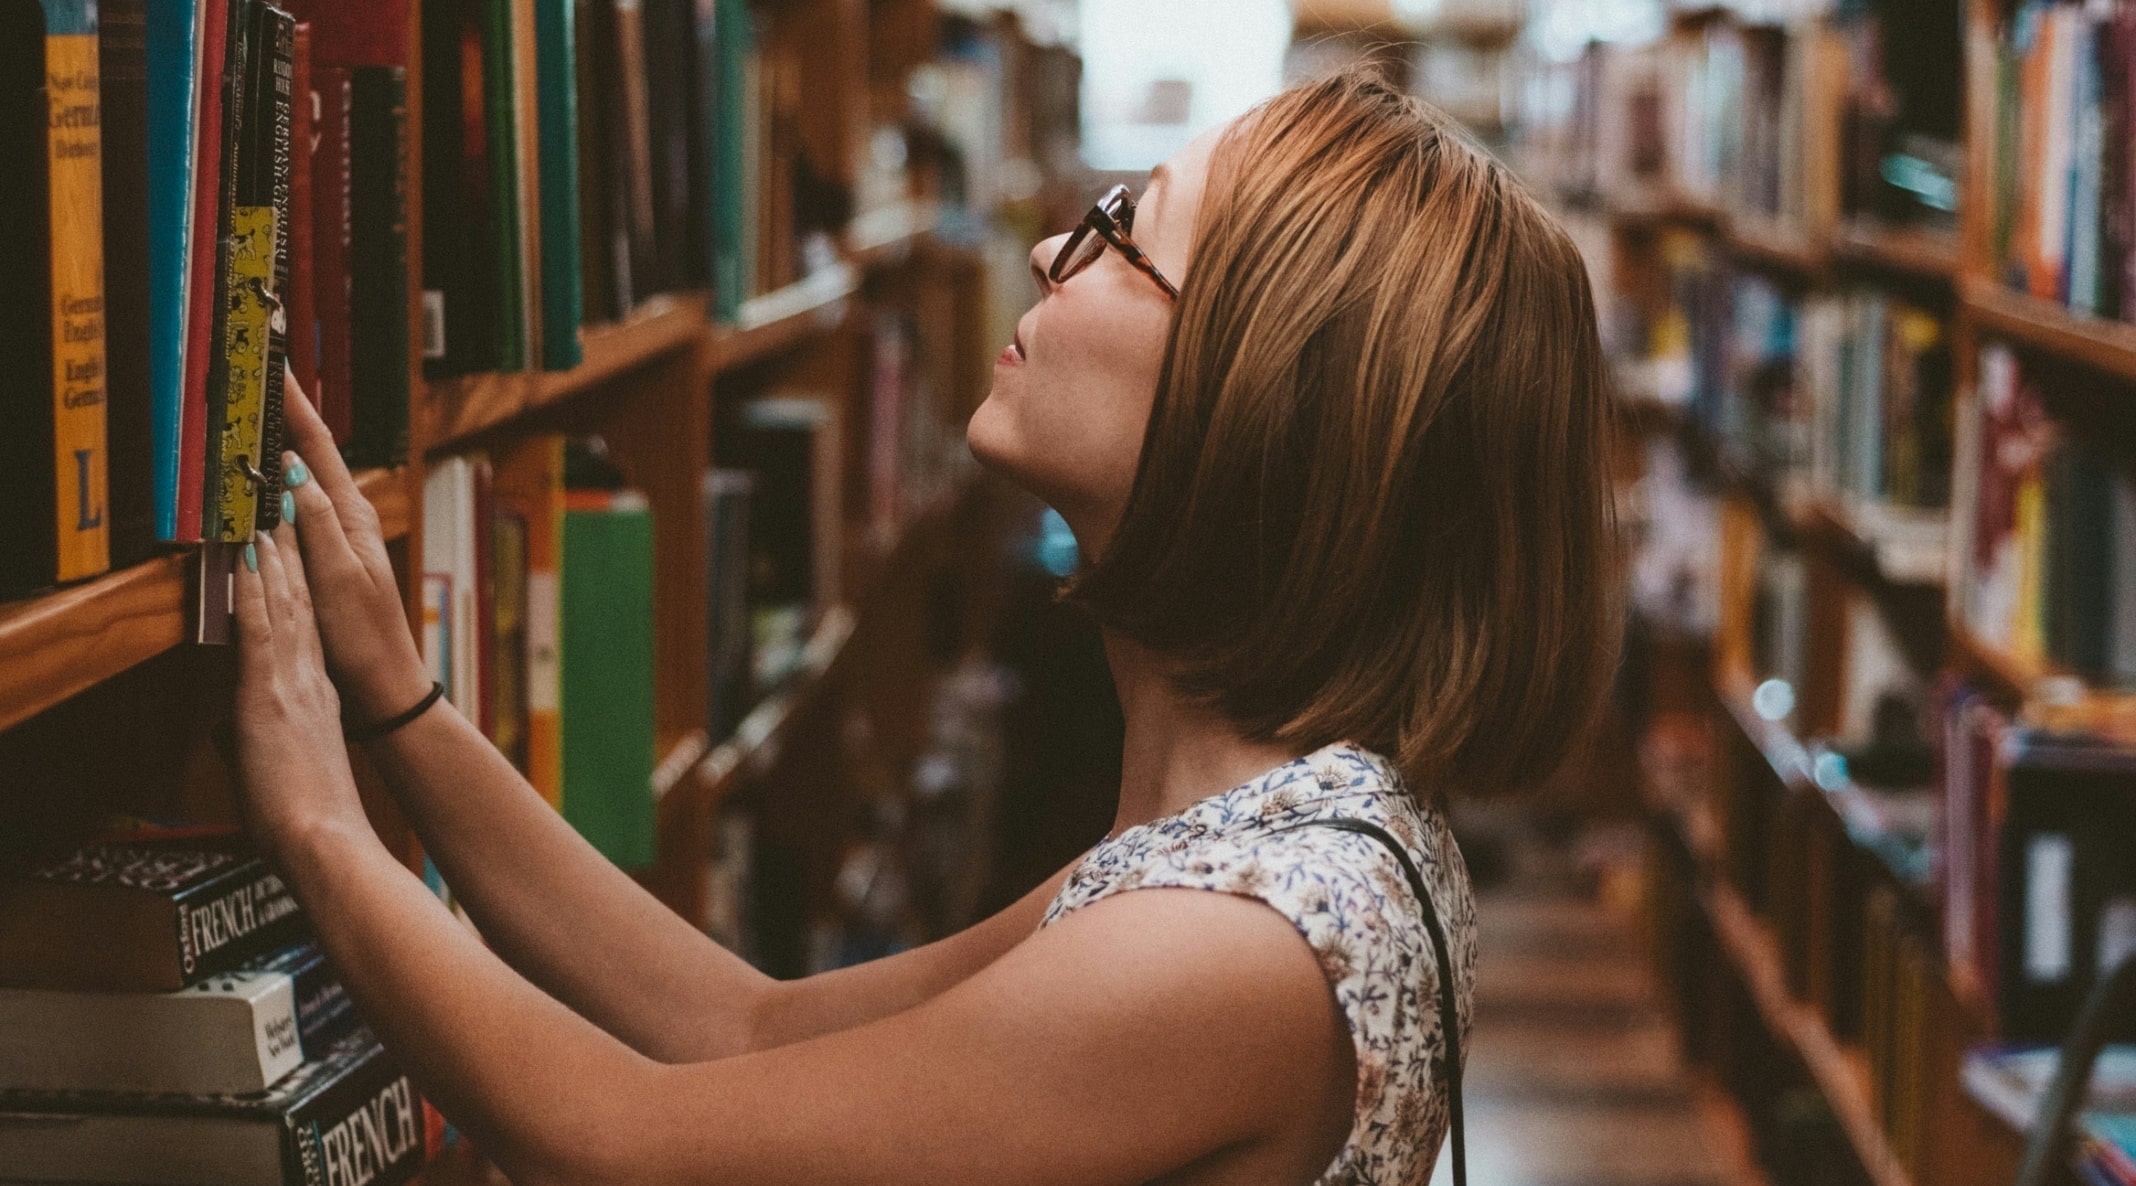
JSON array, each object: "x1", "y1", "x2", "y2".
[{"x1": 1273, "y1": 815, "x2": 1466, "y2": 1186}]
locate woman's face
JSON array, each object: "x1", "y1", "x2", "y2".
[{"x1": 966, "y1": 124, "x2": 1223, "y2": 553}]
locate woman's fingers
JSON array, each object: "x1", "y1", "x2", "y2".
[
  {"x1": 280, "y1": 368, "x2": 367, "y2": 520},
  {"x1": 282, "y1": 449, "x2": 360, "y2": 578},
  {"x1": 254, "y1": 529, "x2": 295, "y2": 635},
  {"x1": 270, "y1": 521, "x2": 319, "y2": 641},
  {"x1": 234, "y1": 539, "x2": 272, "y2": 655}
]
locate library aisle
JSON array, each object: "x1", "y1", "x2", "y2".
[{"x1": 1438, "y1": 814, "x2": 1754, "y2": 1186}]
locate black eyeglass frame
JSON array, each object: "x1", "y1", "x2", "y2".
[{"x1": 1048, "y1": 183, "x2": 1180, "y2": 300}]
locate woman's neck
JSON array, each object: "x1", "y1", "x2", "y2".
[{"x1": 1101, "y1": 629, "x2": 1309, "y2": 837}]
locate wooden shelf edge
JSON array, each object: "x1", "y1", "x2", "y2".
[
  {"x1": 1727, "y1": 217, "x2": 1829, "y2": 277},
  {"x1": 1832, "y1": 221, "x2": 1959, "y2": 282},
  {"x1": 1963, "y1": 279, "x2": 2136, "y2": 383},
  {"x1": 1704, "y1": 883, "x2": 1915, "y2": 1186},
  {"x1": 0, "y1": 552, "x2": 191, "y2": 733},
  {"x1": 0, "y1": 466, "x2": 411, "y2": 734},
  {"x1": 421, "y1": 292, "x2": 712, "y2": 453},
  {"x1": 1689, "y1": 1072, "x2": 1780, "y2": 1186}
]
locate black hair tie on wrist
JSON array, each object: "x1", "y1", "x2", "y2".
[{"x1": 344, "y1": 681, "x2": 445, "y2": 743}]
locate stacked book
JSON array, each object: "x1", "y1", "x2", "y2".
[{"x1": 0, "y1": 825, "x2": 431, "y2": 1185}]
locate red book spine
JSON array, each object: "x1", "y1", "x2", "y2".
[
  {"x1": 312, "y1": 65, "x2": 354, "y2": 445},
  {"x1": 287, "y1": 22, "x2": 318, "y2": 406},
  {"x1": 177, "y1": 0, "x2": 231, "y2": 542}
]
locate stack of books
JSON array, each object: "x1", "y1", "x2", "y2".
[{"x1": 0, "y1": 825, "x2": 431, "y2": 1185}]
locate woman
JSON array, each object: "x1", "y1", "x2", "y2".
[{"x1": 232, "y1": 67, "x2": 1618, "y2": 1185}]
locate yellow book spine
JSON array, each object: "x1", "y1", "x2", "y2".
[
  {"x1": 213, "y1": 206, "x2": 277, "y2": 541},
  {"x1": 45, "y1": 31, "x2": 109, "y2": 581}
]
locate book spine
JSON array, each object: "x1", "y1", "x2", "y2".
[
  {"x1": 99, "y1": 0, "x2": 156, "y2": 569},
  {"x1": 483, "y1": 0, "x2": 525, "y2": 372},
  {"x1": 281, "y1": 945, "x2": 358, "y2": 1056},
  {"x1": 312, "y1": 63, "x2": 353, "y2": 444},
  {"x1": 42, "y1": 0, "x2": 111, "y2": 583},
  {"x1": 172, "y1": 864, "x2": 304, "y2": 981},
  {"x1": 288, "y1": 20, "x2": 316, "y2": 402},
  {"x1": 347, "y1": 66, "x2": 409, "y2": 468},
  {"x1": 146, "y1": 0, "x2": 200, "y2": 541},
  {"x1": 251, "y1": 3, "x2": 294, "y2": 531},
  {"x1": 201, "y1": 0, "x2": 250, "y2": 539},
  {"x1": 288, "y1": 1039, "x2": 427, "y2": 1186},
  {"x1": 534, "y1": 0, "x2": 582, "y2": 370}
]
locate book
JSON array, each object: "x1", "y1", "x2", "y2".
[
  {"x1": 1962, "y1": 1043, "x2": 2136, "y2": 1133},
  {"x1": 422, "y1": 456, "x2": 481, "y2": 712},
  {"x1": 346, "y1": 65, "x2": 409, "y2": 467},
  {"x1": 145, "y1": 0, "x2": 200, "y2": 541},
  {"x1": 249, "y1": 2, "x2": 295, "y2": 533},
  {"x1": 285, "y1": 20, "x2": 315, "y2": 410},
  {"x1": 99, "y1": 0, "x2": 158, "y2": 568},
  {"x1": 309, "y1": 62, "x2": 353, "y2": 444},
  {"x1": 176, "y1": 0, "x2": 232, "y2": 543},
  {"x1": 533, "y1": 0, "x2": 583, "y2": 369},
  {"x1": 1995, "y1": 729, "x2": 2136, "y2": 1042},
  {"x1": 0, "y1": 0, "x2": 112, "y2": 593},
  {"x1": 702, "y1": 468, "x2": 752, "y2": 741},
  {"x1": 561, "y1": 485, "x2": 657, "y2": 867},
  {"x1": 198, "y1": 0, "x2": 252, "y2": 542},
  {"x1": 0, "y1": 940, "x2": 354, "y2": 1096},
  {"x1": 0, "y1": 1028, "x2": 427, "y2": 1186},
  {"x1": 0, "y1": 832, "x2": 305, "y2": 991},
  {"x1": 484, "y1": 0, "x2": 527, "y2": 373},
  {"x1": 490, "y1": 435, "x2": 567, "y2": 807},
  {"x1": 418, "y1": 0, "x2": 501, "y2": 375}
]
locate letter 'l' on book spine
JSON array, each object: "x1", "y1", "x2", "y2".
[
  {"x1": 146, "y1": 0, "x2": 199, "y2": 541},
  {"x1": 535, "y1": 0, "x2": 583, "y2": 370},
  {"x1": 42, "y1": 0, "x2": 111, "y2": 583}
]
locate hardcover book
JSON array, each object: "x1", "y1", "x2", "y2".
[
  {"x1": 0, "y1": 832, "x2": 306, "y2": 992},
  {"x1": 0, "y1": 1028, "x2": 427, "y2": 1186},
  {"x1": 0, "y1": 0, "x2": 112, "y2": 593}
]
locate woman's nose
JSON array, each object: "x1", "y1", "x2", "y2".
[{"x1": 1030, "y1": 235, "x2": 1067, "y2": 298}]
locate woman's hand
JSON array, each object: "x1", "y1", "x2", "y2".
[
  {"x1": 276, "y1": 370, "x2": 431, "y2": 724},
  {"x1": 231, "y1": 523, "x2": 369, "y2": 860}
]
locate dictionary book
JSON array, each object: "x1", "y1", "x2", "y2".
[
  {"x1": 0, "y1": 1027, "x2": 428, "y2": 1186},
  {"x1": 0, "y1": 0, "x2": 112, "y2": 594},
  {"x1": 0, "y1": 831, "x2": 306, "y2": 992},
  {"x1": 0, "y1": 939, "x2": 354, "y2": 1096}
]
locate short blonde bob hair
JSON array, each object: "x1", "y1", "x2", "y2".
[{"x1": 1067, "y1": 66, "x2": 1623, "y2": 799}]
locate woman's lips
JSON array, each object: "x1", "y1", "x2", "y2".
[{"x1": 998, "y1": 334, "x2": 1026, "y2": 366}]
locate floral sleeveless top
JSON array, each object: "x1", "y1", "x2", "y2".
[{"x1": 1040, "y1": 740, "x2": 1478, "y2": 1186}]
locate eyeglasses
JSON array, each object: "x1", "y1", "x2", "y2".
[{"x1": 1049, "y1": 184, "x2": 1179, "y2": 300}]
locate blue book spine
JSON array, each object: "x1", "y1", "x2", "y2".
[{"x1": 145, "y1": 0, "x2": 197, "y2": 540}]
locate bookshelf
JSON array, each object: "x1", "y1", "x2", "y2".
[
  {"x1": 1518, "y1": 0, "x2": 2136, "y2": 1181},
  {"x1": 0, "y1": 0, "x2": 1076, "y2": 1175}
]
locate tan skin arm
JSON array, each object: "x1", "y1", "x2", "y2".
[
  {"x1": 229, "y1": 519, "x2": 1350, "y2": 1184},
  {"x1": 273, "y1": 376, "x2": 1077, "y2": 1063}
]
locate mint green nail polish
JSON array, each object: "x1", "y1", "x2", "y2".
[
  {"x1": 281, "y1": 491, "x2": 296, "y2": 523},
  {"x1": 284, "y1": 457, "x2": 309, "y2": 487},
  {"x1": 243, "y1": 542, "x2": 258, "y2": 573}
]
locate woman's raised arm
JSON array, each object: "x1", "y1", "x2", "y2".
[{"x1": 275, "y1": 376, "x2": 1076, "y2": 1061}]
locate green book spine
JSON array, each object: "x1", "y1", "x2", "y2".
[
  {"x1": 483, "y1": 0, "x2": 525, "y2": 371},
  {"x1": 534, "y1": 0, "x2": 582, "y2": 370},
  {"x1": 710, "y1": 0, "x2": 749, "y2": 322},
  {"x1": 560, "y1": 492, "x2": 656, "y2": 867}
]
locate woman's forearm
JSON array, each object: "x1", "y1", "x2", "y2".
[{"x1": 357, "y1": 695, "x2": 773, "y2": 1061}]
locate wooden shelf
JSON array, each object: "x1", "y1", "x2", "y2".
[
  {"x1": 1832, "y1": 221, "x2": 1959, "y2": 282},
  {"x1": 421, "y1": 292, "x2": 712, "y2": 453},
  {"x1": 0, "y1": 466, "x2": 409, "y2": 733},
  {"x1": 1704, "y1": 882, "x2": 1914, "y2": 1186},
  {"x1": 1945, "y1": 618, "x2": 2058, "y2": 703},
  {"x1": 714, "y1": 265, "x2": 862, "y2": 373},
  {"x1": 1727, "y1": 216, "x2": 1828, "y2": 277},
  {"x1": 1963, "y1": 279, "x2": 2136, "y2": 383},
  {"x1": 418, "y1": 207, "x2": 938, "y2": 454}
]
